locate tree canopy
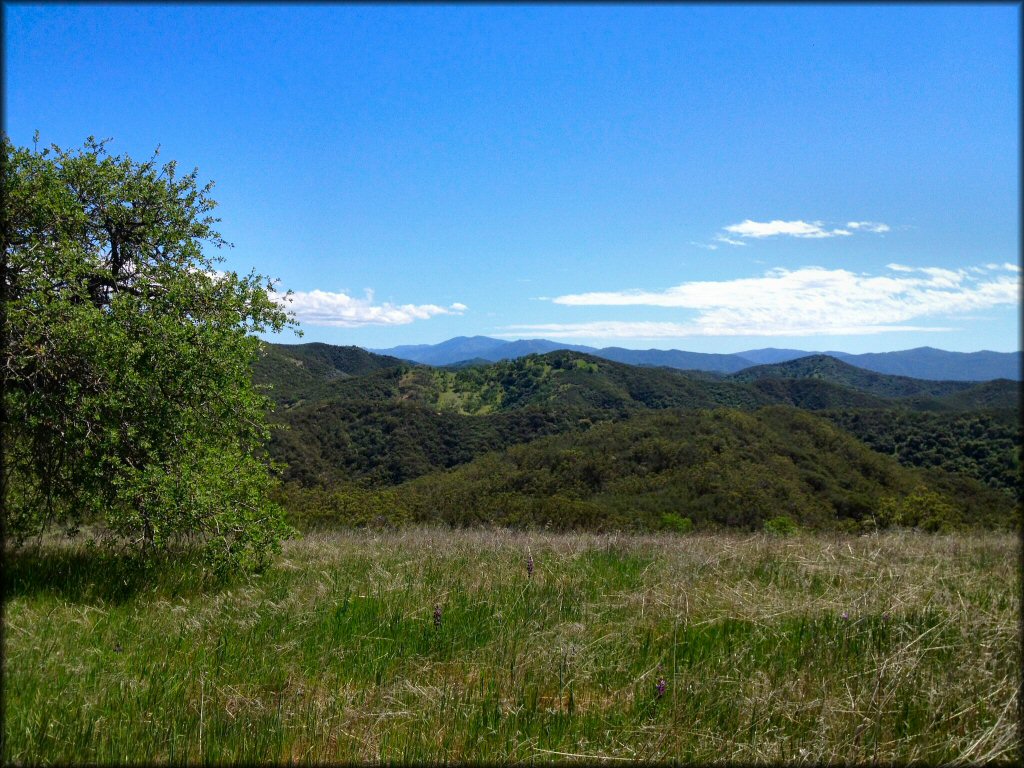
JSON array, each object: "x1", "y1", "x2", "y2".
[{"x1": 2, "y1": 134, "x2": 296, "y2": 572}]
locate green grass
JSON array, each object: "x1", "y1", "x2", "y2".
[{"x1": 4, "y1": 530, "x2": 1019, "y2": 763}]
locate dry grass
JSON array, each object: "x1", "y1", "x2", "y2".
[{"x1": 4, "y1": 528, "x2": 1020, "y2": 763}]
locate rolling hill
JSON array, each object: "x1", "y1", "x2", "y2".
[
  {"x1": 254, "y1": 342, "x2": 405, "y2": 406},
  {"x1": 260, "y1": 350, "x2": 776, "y2": 486},
  {"x1": 260, "y1": 347, "x2": 775, "y2": 416},
  {"x1": 261, "y1": 344, "x2": 1017, "y2": 416},
  {"x1": 255, "y1": 343, "x2": 1019, "y2": 520},
  {"x1": 730, "y1": 355, "x2": 994, "y2": 400}
]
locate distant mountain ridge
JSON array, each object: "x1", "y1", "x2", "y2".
[
  {"x1": 828, "y1": 347, "x2": 1021, "y2": 382},
  {"x1": 374, "y1": 336, "x2": 594, "y2": 367},
  {"x1": 369, "y1": 337, "x2": 1021, "y2": 381}
]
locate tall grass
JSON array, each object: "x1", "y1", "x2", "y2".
[{"x1": 4, "y1": 529, "x2": 1019, "y2": 763}]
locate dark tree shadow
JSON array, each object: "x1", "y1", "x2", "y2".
[{"x1": 3, "y1": 545, "x2": 240, "y2": 605}]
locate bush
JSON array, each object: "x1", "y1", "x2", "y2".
[
  {"x1": 660, "y1": 513, "x2": 694, "y2": 533},
  {"x1": 764, "y1": 515, "x2": 799, "y2": 536},
  {"x1": 875, "y1": 487, "x2": 960, "y2": 532}
]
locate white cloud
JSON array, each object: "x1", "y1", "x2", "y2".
[
  {"x1": 846, "y1": 221, "x2": 891, "y2": 233},
  {"x1": 282, "y1": 289, "x2": 467, "y2": 327},
  {"x1": 527, "y1": 264, "x2": 1019, "y2": 338},
  {"x1": 723, "y1": 219, "x2": 854, "y2": 239},
  {"x1": 713, "y1": 234, "x2": 747, "y2": 246},
  {"x1": 1002, "y1": 262, "x2": 1021, "y2": 273},
  {"x1": 702, "y1": 218, "x2": 892, "y2": 247},
  {"x1": 916, "y1": 267, "x2": 965, "y2": 288}
]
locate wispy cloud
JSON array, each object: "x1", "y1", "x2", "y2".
[
  {"x1": 713, "y1": 234, "x2": 747, "y2": 246},
  {"x1": 693, "y1": 218, "x2": 891, "y2": 249},
  {"x1": 282, "y1": 289, "x2": 467, "y2": 327},
  {"x1": 846, "y1": 221, "x2": 890, "y2": 233},
  {"x1": 724, "y1": 219, "x2": 854, "y2": 239},
  {"x1": 505, "y1": 263, "x2": 1019, "y2": 339}
]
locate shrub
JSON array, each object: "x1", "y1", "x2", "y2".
[
  {"x1": 764, "y1": 515, "x2": 799, "y2": 536},
  {"x1": 875, "y1": 487, "x2": 960, "y2": 532},
  {"x1": 660, "y1": 513, "x2": 694, "y2": 533}
]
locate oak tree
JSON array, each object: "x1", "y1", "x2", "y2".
[{"x1": 2, "y1": 135, "x2": 296, "y2": 572}]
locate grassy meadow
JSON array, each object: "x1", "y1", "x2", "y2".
[{"x1": 4, "y1": 529, "x2": 1020, "y2": 764}]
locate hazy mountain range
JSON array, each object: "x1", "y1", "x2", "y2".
[{"x1": 369, "y1": 336, "x2": 1021, "y2": 381}]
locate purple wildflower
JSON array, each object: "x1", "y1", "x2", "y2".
[
  {"x1": 841, "y1": 611, "x2": 849, "y2": 621},
  {"x1": 433, "y1": 603, "x2": 442, "y2": 629},
  {"x1": 656, "y1": 678, "x2": 667, "y2": 698},
  {"x1": 527, "y1": 553, "x2": 535, "y2": 578}
]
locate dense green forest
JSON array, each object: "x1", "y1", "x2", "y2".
[
  {"x1": 351, "y1": 407, "x2": 1008, "y2": 532},
  {"x1": 269, "y1": 401, "x2": 601, "y2": 487},
  {"x1": 821, "y1": 409, "x2": 1020, "y2": 499},
  {"x1": 255, "y1": 343, "x2": 1020, "y2": 534}
]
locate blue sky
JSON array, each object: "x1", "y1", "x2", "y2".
[{"x1": 5, "y1": 3, "x2": 1020, "y2": 353}]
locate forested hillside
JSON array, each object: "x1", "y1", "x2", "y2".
[
  {"x1": 256, "y1": 342, "x2": 1020, "y2": 532},
  {"x1": 253, "y1": 343, "x2": 406, "y2": 406},
  {"x1": 270, "y1": 401, "x2": 600, "y2": 486},
  {"x1": 277, "y1": 407, "x2": 1014, "y2": 533},
  {"x1": 261, "y1": 345, "x2": 1015, "y2": 417},
  {"x1": 263, "y1": 349, "x2": 774, "y2": 487},
  {"x1": 821, "y1": 409, "x2": 1021, "y2": 499},
  {"x1": 731, "y1": 355, "x2": 981, "y2": 398}
]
